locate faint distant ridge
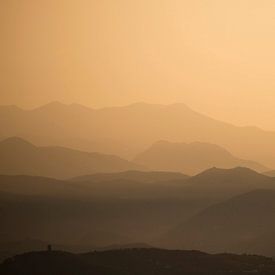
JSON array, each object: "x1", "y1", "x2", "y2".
[
  {"x1": 134, "y1": 140, "x2": 267, "y2": 174},
  {"x1": 1, "y1": 101, "x2": 275, "y2": 167},
  {"x1": 33, "y1": 101, "x2": 95, "y2": 113},
  {"x1": 0, "y1": 137, "x2": 144, "y2": 179},
  {"x1": 1, "y1": 136, "x2": 35, "y2": 148}
]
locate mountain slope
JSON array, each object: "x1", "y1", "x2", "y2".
[
  {"x1": 0, "y1": 137, "x2": 143, "y2": 179},
  {"x1": 2, "y1": 169, "x2": 275, "y2": 257},
  {"x1": 134, "y1": 141, "x2": 266, "y2": 174},
  {"x1": 1, "y1": 102, "x2": 275, "y2": 167},
  {"x1": 161, "y1": 189, "x2": 275, "y2": 256},
  {"x1": 179, "y1": 167, "x2": 275, "y2": 199},
  {"x1": 0, "y1": 172, "x2": 211, "y2": 250},
  {"x1": 3, "y1": 167, "x2": 271, "y2": 200}
]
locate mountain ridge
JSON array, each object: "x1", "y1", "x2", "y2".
[
  {"x1": 134, "y1": 141, "x2": 267, "y2": 174},
  {"x1": 0, "y1": 137, "x2": 143, "y2": 179},
  {"x1": 1, "y1": 102, "x2": 275, "y2": 167},
  {"x1": 160, "y1": 189, "x2": 275, "y2": 256},
  {"x1": 71, "y1": 170, "x2": 189, "y2": 183}
]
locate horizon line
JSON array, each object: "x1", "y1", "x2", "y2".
[{"x1": 0, "y1": 100, "x2": 269, "y2": 132}]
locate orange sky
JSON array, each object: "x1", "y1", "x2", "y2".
[{"x1": 1, "y1": 0, "x2": 275, "y2": 130}]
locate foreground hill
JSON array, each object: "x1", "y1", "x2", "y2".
[
  {"x1": 0, "y1": 137, "x2": 143, "y2": 179},
  {"x1": 134, "y1": 141, "x2": 266, "y2": 174},
  {"x1": 2, "y1": 168, "x2": 275, "y2": 258},
  {"x1": 161, "y1": 190, "x2": 275, "y2": 256},
  {"x1": 1, "y1": 102, "x2": 275, "y2": 167},
  {"x1": 0, "y1": 239, "x2": 152, "y2": 263},
  {"x1": 1, "y1": 249, "x2": 275, "y2": 275}
]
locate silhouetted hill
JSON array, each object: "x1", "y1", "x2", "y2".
[
  {"x1": 69, "y1": 167, "x2": 275, "y2": 201},
  {"x1": 181, "y1": 167, "x2": 275, "y2": 199},
  {"x1": 1, "y1": 248, "x2": 275, "y2": 275},
  {"x1": 2, "y1": 168, "x2": 275, "y2": 260},
  {"x1": 1, "y1": 168, "x2": 275, "y2": 253},
  {"x1": 134, "y1": 141, "x2": 266, "y2": 174},
  {"x1": 0, "y1": 137, "x2": 143, "y2": 179},
  {"x1": 1, "y1": 102, "x2": 275, "y2": 167},
  {"x1": 4, "y1": 167, "x2": 269, "y2": 200},
  {"x1": 161, "y1": 190, "x2": 275, "y2": 256},
  {"x1": 0, "y1": 239, "x2": 75, "y2": 263},
  {"x1": 0, "y1": 251, "x2": 114, "y2": 275},
  {"x1": 0, "y1": 239, "x2": 153, "y2": 263},
  {"x1": 96, "y1": 243, "x2": 153, "y2": 251},
  {"x1": 71, "y1": 170, "x2": 189, "y2": 182}
]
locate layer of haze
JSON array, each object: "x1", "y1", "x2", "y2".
[{"x1": 1, "y1": 0, "x2": 275, "y2": 130}]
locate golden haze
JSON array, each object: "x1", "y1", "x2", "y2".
[{"x1": 1, "y1": 0, "x2": 275, "y2": 129}]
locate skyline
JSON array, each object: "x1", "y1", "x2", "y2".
[
  {"x1": 1, "y1": 0, "x2": 275, "y2": 130},
  {"x1": 1, "y1": 100, "x2": 274, "y2": 132}
]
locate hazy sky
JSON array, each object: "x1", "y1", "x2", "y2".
[{"x1": 1, "y1": 0, "x2": 275, "y2": 130}]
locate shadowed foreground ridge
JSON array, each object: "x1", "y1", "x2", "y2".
[{"x1": 1, "y1": 248, "x2": 275, "y2": 275}]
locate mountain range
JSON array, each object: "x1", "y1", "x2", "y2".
[
  {"x1": 160, "y1": 190, "x2": 275, "y2": 257},
  {"x1": 0, "y1": 136, "x2": 270, "y2": 179},
  {"x1": 1, "y1": 102, "x2": 275, "y2": 168},
  {"x1": 0, "y1": 137, "x2": 142, "y2": 179},
  {"x1": 134, "y1": 140, "x2": 266, "y2": 174},
  {"x1": 2, "y1": 167, "x2": 275, "y2": 259},
  {"x1": 1, "y1": 164, "x2": 273, "y2": 201},
  {"x1": 181, "y1": 166, "x2": 275, "y2": 199}
]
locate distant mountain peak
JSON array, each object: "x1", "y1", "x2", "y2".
[
  {"x1": 36, "y1": 101, "x2": 66, "y2": 109},
  {"x1": 33, "y1": 101, "x2": 95, "y2": 113},
  {"x1": 0, "y1": 137, "x2": 143, "y2": 179},
  {"x1": 1, "y1": 137, "x2": 36, "y2": 148},
  {"x1": 135, "y1": 141, "x2": 267, "y2": 175},
  {"x1": 194, "y1": 166, "x2": 263, "y2": 178},
  {"x1": 2, "y1": 100, "x2": 275, "y2": 169},
  {"x1": 69, "y1": 103, "x2": 94, "y2": 111},
  {"x1": 151, "y1": 140, "x2": 229, "y2": 149}
]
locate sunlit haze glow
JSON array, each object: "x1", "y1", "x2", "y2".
[{"x1": 1, "y1": 0, "x2": 275, "y2": 129}]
